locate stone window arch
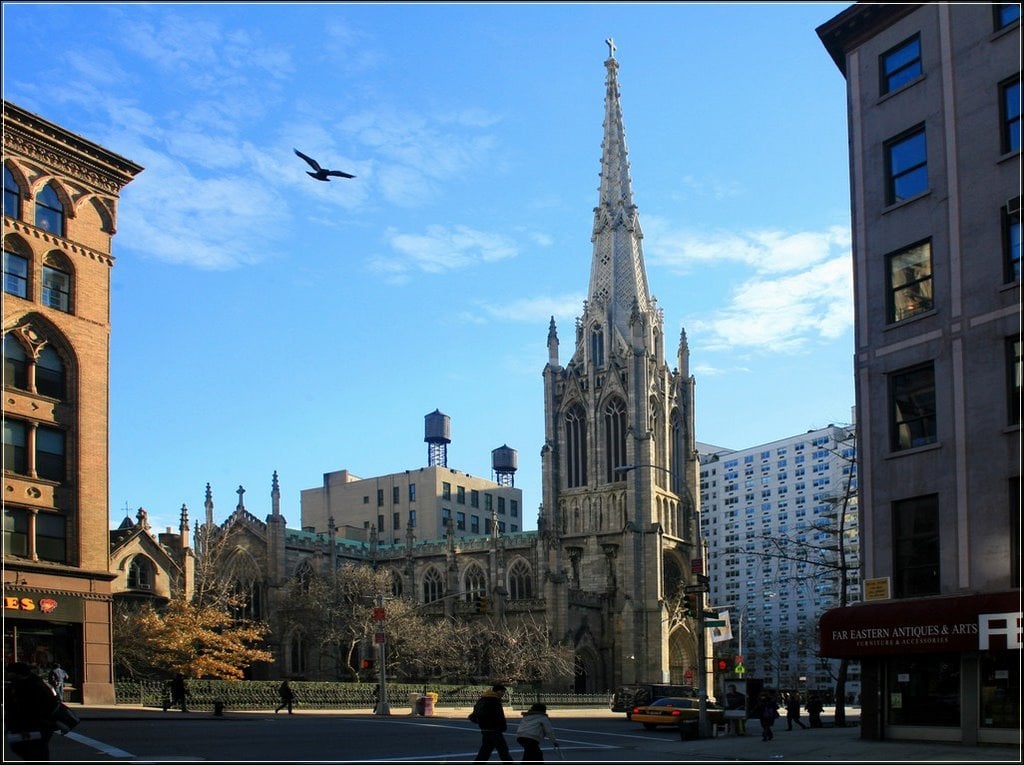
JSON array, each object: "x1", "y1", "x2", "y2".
[
  {"x1": 127, "y1": 555, "x2": 155, "y2": 590},
  {"x1": 422, "y1": 566, "x2": 444, "y2": 603},
  {"x1": 507, "y1": 559, "x2": 533, "y2": 599},
  {"x1": 564, "y1": 403, "x2": 587, "y2": 488},
  {"x1": 603, "y1": 396, "x2": 627, "y2": 483},
  {"x1": 463, "y1": 563, "x2": 487, "y2": 601},
  {"x1": 35, "y1": 182, "x2": 66, "y2": 237}
]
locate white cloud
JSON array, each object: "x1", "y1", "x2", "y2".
[{"x1": 378, "y1": 225, "x2": 519, "y2": 276}]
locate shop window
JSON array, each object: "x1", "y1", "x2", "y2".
[{"x1": 886, "y1": 653, "x2": 960, "y2": 726}]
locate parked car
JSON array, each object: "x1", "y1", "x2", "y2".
[{"x1": 630, "y1": 696, "x2": 726, "y2": 730}]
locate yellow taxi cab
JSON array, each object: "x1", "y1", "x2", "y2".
[{"x1": 630, "y1": 696, "x2": 726, "y2": 730}]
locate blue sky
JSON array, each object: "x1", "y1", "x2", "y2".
[{"x1": 3, "y1": 2, "x2": 856, "y2": 535}]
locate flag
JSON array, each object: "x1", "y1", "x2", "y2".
[{"x1": 710, "y1": 610, "x2": 733, "y2": 643}]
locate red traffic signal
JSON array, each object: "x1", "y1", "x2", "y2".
[
  {"x1": 716, "y1": 658, "x2": 730, "y2": 672},
  {"x1": 360, "y1": 658, "x2": 374, "y2": 670}
]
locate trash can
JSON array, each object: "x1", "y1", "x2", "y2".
[
  {"x1": 414, "y1": 696, "x2": 426, "y2": 716},
  {"x1": 679, "y1": 719, "x2": 699, "y2": 740},
  {"x1": 409, "y1": 692, "x2": 421, "y2": 715},
  {"x1": 422, "y1": 694, "x2": 435, "y2": 717},
  {"x1": 213, "y1": 699, "x2": 225, "y2": 717}
]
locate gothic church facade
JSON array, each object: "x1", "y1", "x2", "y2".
[{"x1": 110, "y1": 44, "x2": 705, "y2": 693}]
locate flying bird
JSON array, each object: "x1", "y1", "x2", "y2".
[{"x1": 294, "y1": 149, "x2": 355, "y2": 181}]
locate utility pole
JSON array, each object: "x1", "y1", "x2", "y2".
[{"x1": 373, "y1": 594, "x2": 390, "y2": 715}]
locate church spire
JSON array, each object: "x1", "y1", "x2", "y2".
[{"x1": 587, "y1": 38, "x2": 652, "y2": 341}]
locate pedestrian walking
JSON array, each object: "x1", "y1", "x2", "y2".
[
  {"x1": 724, "y1": 683, "x2": 746, "y2": 736},
  {"x1": 756, "y1": 690, "x2": 779, "y2": 741},
  {"x1": 275, "y1": 680, "x2": 295, "y2": 714},
  {"x1": 47, "y1": 663, "x2": 68, "y2": 702},
  {"x1": 163, "y1": 672, "x2": 189, "y2": 712},
  {"x1": 515, "y1": 702, "x2": 559, "y2": 761},
  {"x1": 469, "y1": 683, "x2": 512, "y2": 761},
  {"x1": 806, "y1": 692, "x2": 824, "y2": 728},
  {"x1": 5, "y1": 662, "x2": 57, "y2": 761},
  {"x1": 786, "y1": 692, "x2": 808, "y2": 730}
]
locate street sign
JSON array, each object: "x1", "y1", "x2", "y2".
[
  {"x1": 735, "y1": 664, "x2": 746, "y2": 674},
  {"x1": 734, "y1": 655, "x2": 743, "y2": 665},
  {"x1": 683, "y1": 584, "x2": 707, "y2": 594},
  {"x1": 705, "y1": 620, "x2": 726, "y2": 628},
  {"x1": 374, "y1": 631, "x2": 386, "y2": 644},
  {"x1": 373, "y1": 607, "x2": 386, "y2": 621}
]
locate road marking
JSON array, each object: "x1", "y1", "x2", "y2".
[{"x1": 64, "y1": 730, "x2": 136, "y2": 758}]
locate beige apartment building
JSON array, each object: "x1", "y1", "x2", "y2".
[
  {"x1": 3, "y1": 100, "x2": 142, "y2": 703},
  {"x1": 817, "y1": 3, "x2": 1020, "y2": 746}
]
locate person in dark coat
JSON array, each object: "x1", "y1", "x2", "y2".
[
  {"x1": 756, "y1": 690, "x2": 779, "y2": 741},
  {"x1": 785, "y1": 692, "x2": 807, "y2": 730},
  {"x1": 806, "y1": 692, "x2": 825, "y2": 728},
  {"x1": 163, "y1": 673, "x2": 189, "y2": 712},
  {"x1": 275, "y1": 680, "x2": 295, "y2": 714},
  {"x1": 470, "y1": 683, "x2": 512, "y2": 761},
  {"x1": 47, "y1": 663, "x2": 68, "y2": 702},
  {"x1": 4, "y1": 662, "x2": 57, "y2": 760}
]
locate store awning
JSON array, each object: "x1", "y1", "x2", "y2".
[{"x1": 819, "y1": 590, "x2": 1021, "y2": 657}]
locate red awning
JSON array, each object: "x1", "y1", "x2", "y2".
[{"x1": 819, "y1": 591, "x2": 1021, "y2": 657}]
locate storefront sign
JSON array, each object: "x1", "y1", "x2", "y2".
[
  {"x1": 3, "y1": 591, "x2": 84, "y2": 623},
  {"x1": 819, "y1": 591, "x2": 1021, "y2": 657}
]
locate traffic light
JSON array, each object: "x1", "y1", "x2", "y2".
[
  {"x1": 360, "y1": 658, "x2": 374, "y2": 670},
  {"x1": 683, "y1": 593, "x2": 700, "y2": 618},
  {"x1": 716, "y1": 657, "x2": 730, "y2": 672}
]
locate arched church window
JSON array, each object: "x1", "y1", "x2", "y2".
[
  {"x1": 127, "y1": 555, "x2": 154, "y2": 590},
  {"x1": 508, "y1": 560, "x2": 533, "y2": 599},
  {"x1": 565, "y1": 405, "x2": 588, "y2": 488},
  {"x1": 604, "y1": 398, "x2": 627, "y2": 483},
  {"x1": 296, "y1": 562, "x2": 314, "y2": 592},
  {"x1": 464, "y1": 564, "x2": 486, "y2": 601},
  {"x1": 422, "y1": 567, "x2": 443, "y2": 603},
  {"x1": 35, "y1": 183, "x2": 65, "y2": 236},
  {"x1": 590, "y1": 324, "x2": 604, "y2": 367}
]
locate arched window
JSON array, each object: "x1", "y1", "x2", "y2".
[
  {"x1": 604, "y1": 398, "x2": 627, "y2": 483},
  {"x1": 4, "y1": 334, "x2": 28, "y2": 389},
  {"x1": 590, "y1": 324, "x2": 605, "y2": 367},
  {"x1": 3, "y1": 237, "x2": 30, "y2": 299},
  {"x1": 565, "y1": 405, "x2": 587, "y2": 488},
  {"x1": 508, "y1": 560, "x2": 533, "y2": 600},
  {"x1": 422, "y1": 567, "x2": 444, "y2": 603},
  {"x1": 41, "y1": 258, "x2": 71, "y2": 313},
  {"x1": 231, "y1": 578, "x2": 262, "y2": 622},
  {"x1": 36, "y1": 346, "x2": 65, "y2": 399},
  {"x1": 4, "y1": 165, "x2": 21, "y2": 220},
  {"x1": 464, "y1": 564, "x2": 487, "y2": 601},
  {"x1": 289, "y1": 631, "x2": 307, "y2": 674},
  {"x1": 35, "y1": 183, "x2": 64, "y2": 236},
  {"x1": 127, "y1": 556, "x2": 154, "y2": 590},
  {"x1": 296, "y1": 562, "x2": 314, "y2": 593}
]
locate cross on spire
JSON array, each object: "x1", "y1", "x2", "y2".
[
  {"x1": 236, "y1": 484, "x2": 245, "y2": 510},
  {"x1": 606, "y1": 37, "x2": 616, "y2": 59}
]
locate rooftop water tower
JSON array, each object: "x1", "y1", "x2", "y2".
[
  {"x1": 424, "y1": 409, "x2": 451, "y2": 467},
  {"x1": 492, "y1": 444, "x2": 518, "y2": 487}
]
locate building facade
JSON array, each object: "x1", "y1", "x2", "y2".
[
  {"x1": 3, "y1": 100, "x2": 142, "y2": 704},
  {"x1": 699, "y1": 424, "x2": 862, "y2": 703},
  {"x1": 817, "y1": 3, "x2": 1020, "y2": 745},
  {"x1": 300, "y1": 411, "x2": 524, "y2": 544}
]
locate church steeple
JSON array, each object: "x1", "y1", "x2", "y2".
[{"x1": 586, "y1": 37, "x2": 652, "y2": 343}]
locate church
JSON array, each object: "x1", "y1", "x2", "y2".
[{"x1": 110, "y1": 41, "x2": 707, "y2": 693}]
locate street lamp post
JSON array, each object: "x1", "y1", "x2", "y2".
[{"x1": 616, "y1": 463, "x2": 710, "y2": 738}]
